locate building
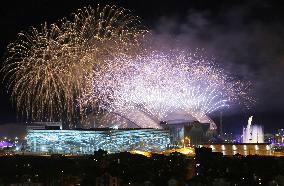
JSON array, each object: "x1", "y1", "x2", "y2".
[
  {"x1": 201, "y1": 143, "x2": 272, "y2": 156},
  {"x1": 201, "y1": 116, "x2": 271, "y2": 156},
  {"x1": 275, "y1": 129, "x2": 284, "y2": 145},
  {"x1": 26, "y1": 128, "x2": 170, "y2": 154},
  {"x1": 162, "y1": 121, "x2": 210, "y2": 147},
  {"x1": 27, "y1": 122, "x2": 62, "y2": 130},
  {"x1": 95, "y1": 172, "x2": 121, "y2": 186}
]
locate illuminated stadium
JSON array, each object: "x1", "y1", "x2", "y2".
[
  {"x1": 24, "y1": 103, "x2": 216, "y2": 155},
  {"x1": 25, "y1": 111, "x2": 211, "y2": 154},
  {"x1": 26, "y1": 128, "x2": 170, "y2": 154}
]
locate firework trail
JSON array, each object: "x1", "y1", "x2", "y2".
[
  {"x1": 82, "y1": 50, "x2": 253, "y2": 129},
  {"x1": 1, "y1": 5, "x2": 147, "y2": 127}
]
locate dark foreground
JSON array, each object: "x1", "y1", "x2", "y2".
[{"x1": 0, "y1": 149, "x2": 283, "y2": 185}]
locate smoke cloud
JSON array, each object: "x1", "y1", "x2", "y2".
[{"x1": 149, "y1": 1, "x2": 284, "y2": 116}]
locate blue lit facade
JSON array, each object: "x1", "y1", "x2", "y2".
[{"x1": 26, "y1": 129, "x2": 170, "y2": 154}]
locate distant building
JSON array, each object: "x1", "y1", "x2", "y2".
[
  {"x1": 96, "y1": 172, "x2": 121, "y2": 186},
  {"x1": 167, "y1": 178, "x2": 179, "y2": 186},
  {"x1": 201, "y1": 143, "x2": 272, "y2": 156},
  {"x1": 217, "y1": 133, "x2": 236, "y2": 143},
  {"x1": 275, "y1": 129, "x2": 284, "y2": 145},
  {"x1": 277, "y1": 129, "x2": 284, "y2": 136},
  {"x1": 143, "y1": 181, "x2": 154, "y2": 186},
  {"x1": 212, "y1": 178, "x2": 230, "y2": 186},
  {"x1": 0, "y1": 141, "x2": 13, "y2": 148},
  {"x1": 161, "y1": 121, "x2": 210, "y2": 147},
  {"x1": 27, "y1": 122, "x2": 62, "y2": 130},
  {"x1": 200, "y1": 116, "x2": 271, "y2": 156}
]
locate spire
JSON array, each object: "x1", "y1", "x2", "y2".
[{"x1": 248, "y1": 116, "x2": 253, "y2": 128}]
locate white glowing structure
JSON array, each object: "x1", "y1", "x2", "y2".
[{"x1": 242, "y1": 116, "x2": 264, "y2": 143}]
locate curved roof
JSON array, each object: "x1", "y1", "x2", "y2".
[
  {"x1": 85, "y1": 107, "x2": 216, "y2": 130},
  {"x1": 161, "y1": 109, "x2": 198, "y2": 124}
]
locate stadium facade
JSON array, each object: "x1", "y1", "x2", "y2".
[
  {"x1": 26, "y1": 128, "x2": 170, "y2": 154},
  {"x1": 25, "y1": 111, "x2": 213, "y2": 155}
]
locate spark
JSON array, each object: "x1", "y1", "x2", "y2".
[
  {"x1": 1, "y1": 5, "x2": 147, "y2": 128},
  {"x1": 82, "y1": 50, "x2": 253, "y2": 129}
]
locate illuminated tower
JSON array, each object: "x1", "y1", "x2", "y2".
[{"x1": 242, "y1": 116, "x2": 264, "y2": 143}]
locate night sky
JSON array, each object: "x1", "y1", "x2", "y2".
[{"x1": 0, "y1": 0, "x2": 284, "y2": 133}]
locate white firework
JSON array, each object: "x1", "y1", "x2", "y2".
[{"x1": 81, "y1": 50, "x2": 253, "y2": 129}]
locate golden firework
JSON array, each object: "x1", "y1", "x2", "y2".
[{"x1": 1, "y1": 5, "x2": 147, "y2": 128}]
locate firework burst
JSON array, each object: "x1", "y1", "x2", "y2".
[
  {"x1": 2, "y1": 5, "x2": 147, "y2": 127},
  {"x1": 82, "y1": 50, "x2": 253, "y2": 129}
]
